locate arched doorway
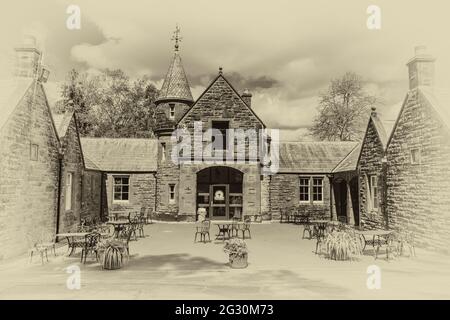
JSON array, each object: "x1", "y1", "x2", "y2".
[{"x1": 196, "y1": 166, "x2": 243, "y2": 220}]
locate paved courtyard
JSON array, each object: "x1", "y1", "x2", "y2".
[{"x1": 0, "y1": 222, "x2": 449, "y2": 299}]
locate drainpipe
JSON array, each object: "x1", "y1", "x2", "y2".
[
  {"x1": 381, "y1": 156, "x2": 388, "y2": 229},
  {"x1": 99, "y1": 172, "x2": 104, "y2": 221},
  {"x1": 55, "y1": 149, "x2": 64, "y2": 237}
]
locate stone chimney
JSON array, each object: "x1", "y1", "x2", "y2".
[
  {"x1": 14, "y1": 35, "x2": 42, "y2": 79},
  {"x1": 241, "y1": 88, "x2": 252, "y2": 107},
  {"x1": 406, "y1": 45, "x2": 435, "y2": 90}
]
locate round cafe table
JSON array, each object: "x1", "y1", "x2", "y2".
[{"x1": 106, "y1": 220, "x2": 131, "y2": 238}]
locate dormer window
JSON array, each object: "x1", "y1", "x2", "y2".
[{"x1": 169, "y1": 103, "x2": 175, "y2": 120}]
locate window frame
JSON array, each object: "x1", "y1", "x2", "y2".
[
  {"x1": 113, "y1": 175, "x2": 130, "y2": 203},
  {"x1": 168, "y1": 183, "x2": 176, "y2": 204},
  {"x1": 30, "y1": 143, "x2": 39, "y2": 161},
  {"x1": 369, "y1": 175, "x2": 379, "y2": 212},
  {"x1": 65, "y1": 172, "x2": 73, "y2": 211},
  {"x1": 299, "y1": 177, "x2": 310, "y2": 203},
  {"x1": 169, "y1": 103, "x2": 175, "y2": 120},
  {"x1": 312, "y1": 177, "x2": 324, "y2": 203},
  {"x1": 211, "y1": 120, "x2": 229, "y2": 152},
  {"x1": 410, "y1": 148, "x2": 421, "y2": 165}
]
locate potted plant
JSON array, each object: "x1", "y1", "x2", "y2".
[
  {"x1": 97, "y1": 239, "x2": 129, "y2": 270},
  {"x1": 223, "y1": 238, "x2": 248, "y2": 268},
  {"x1": 324, "y1": 229, "x2": 362, "y2": 261}
]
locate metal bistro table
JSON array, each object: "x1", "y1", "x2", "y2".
[
  {"x1": 309, "y1": 219, "x2": 330, "y2": 238},
  {"x1": 355, "y1": 229, "x2": 394, "y2": 251},
  {"x1": 107, "y1": 220, "x2": 131, "y2": 238},
  {"x1": 56, "y1": 232, "x2": 89, "y2": 256},
  {"x1": 212, "y1": 220, "x2": 245, "y2": 241}
]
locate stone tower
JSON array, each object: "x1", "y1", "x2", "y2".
[
  {"x1": 154, "y1": 26, "x2": 194, "y2": 219},
  {"x1": 14, "y1": 35, "x2": 42, "y2": 78}
]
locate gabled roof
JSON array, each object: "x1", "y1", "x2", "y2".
[
  {"x1": 0, "y1": 79, "x2": 34, "y2": 130},
  {"x1": 52, "y1": 111, "x2": 73, "y2": 139},
  {"x1": 278, "y1": 141, "x2": 357, "y2": 173},
  {"x1": 156, "y1": 52, "x2": 193, "y2": 103},
  {"x1": 80, "y1": 138, "x2": 158, "y2": 172},
  {"x1": 332, "y1": 143, "x2": 361, "y2": 173},
  {"x1": 178, "y1": 73, "x2": 266, "y2": 127}
]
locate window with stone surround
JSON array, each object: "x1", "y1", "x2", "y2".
[
  {"x1": 312, "y1": 177, "x2": 323, "y2": 203},
  {"x1": 410, "y1": 148, "x2": 421, "y2": 164},
  {"x1": 299, "y1": 177, "x2": 310, "y2": 203},
  {"x1": 30, "y1": 143, "x2": 39, "y2": 161},
  {"x1": 65, "y1": 172, "x2": 73, "y2": 211},
  {"x1": 369, "y1": 175, "x2": 379, "y2": 211},
  {"x1": 169, "y1": 103, "x2": 175, "y2": 120},
  {"x1": 212, "y1": 120, "x2": 229, "y2": 151},
  {"x1": 113, "y1": 176, "x2": 130, "y2": 202},
  {"x1": 161, "y1": 142, "x2": 166, "y2": 162},
  {"x1": 169, "y1": 184, "x2": 176, "y2": 204}
]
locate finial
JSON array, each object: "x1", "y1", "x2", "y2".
[
  {"x1": 171, "y1": 24, "x2": 182, "y2": 52},
  {"x1": 219, "y1": 67, "x2": 223, "y2": 74}
]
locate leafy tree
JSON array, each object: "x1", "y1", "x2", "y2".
[
  {"x1": 309, "y1": 72, "x2": 377, "y2": 141},
  {"x1": 55, "y1": 69, "x2": 158, "y2": 138}
]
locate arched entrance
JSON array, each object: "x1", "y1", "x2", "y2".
[{"x1": 196, "y1": 166, "x2": 243, "y2": 220}]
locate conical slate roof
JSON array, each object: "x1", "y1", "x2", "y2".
[{"x1": 156, "y1": 52, "x2": 193, "y2": 103}]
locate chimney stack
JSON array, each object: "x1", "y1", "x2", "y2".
[
  {"x1": 406, "y1": 45, "x2": 435, "y2": 90},
  {"x1": 241, "y1": 88, "x2": 252, "y2": 107},
  {"x1": 14, "y1": 35, "x2": 42, "y2": 79}
]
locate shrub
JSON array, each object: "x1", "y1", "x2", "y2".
[
  {"x1": 223, "y1": 238, "x2": 248, "y2": 257},
  {"x1": 324, "y1": 229, "x2": 362, "y2": 261}
]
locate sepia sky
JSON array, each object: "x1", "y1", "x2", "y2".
[{"x1": 1, "y1": 0, "x2": 449, "y2": 140}]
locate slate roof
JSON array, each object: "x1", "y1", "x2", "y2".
[
  {"x1": 0, "y1": 79, "x2": 34, "y2": 130},
  {"x1": 156, "y1": 52, "x2": 193, "y2": 103},
  {"x1": 278, "y1": 141, "x2": 357, "y2": 173},
  {"x1": 419, "y1": 86, "x2": 450, "y2": 130},
  {"x1": 332, "y1": 143, "x2": 361, "y2": 173},
  {"x1": 80, "y1": 138, "x2": 158, "y2": 172}
]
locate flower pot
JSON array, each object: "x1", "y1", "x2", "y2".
[{"x1": 229, "y1": 253, "x2": 248, "y2": 269}]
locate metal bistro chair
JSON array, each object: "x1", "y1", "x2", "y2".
[
  {"x1": 315, "y1": 223, "x2": 328, "y2": 254},
  {"x1": 280, "y1": 208, "x2": 290, "y2": 223},
  {"x1": 374, "y1": 232, "x2": 398, "y2": 260},
  {"x1": 81, "y1": 232, "x2": 101, "y2": 263},
  {"x1": 239, "y1": 218, "x2": 252, "y2": 240},
  {"x1": 298, "y1": 214, "x2": 313, "y2": 239},
  {"x1": 194, "y1": 220, "x2": 211, "y2": 243},
  {"x1": 231, "y1": 217, "x2": 241, "y2": 237}
]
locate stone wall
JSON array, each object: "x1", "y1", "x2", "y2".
[
  {"x1": 0, "y1": 82, "x2": 60, "y2": 260},
  {"x1": 269, "y1": 174, "x2": 330, "y2": 219},
  {"x1": 358, "y1": 118, "x2": 387, "y2": 229},
  {"x1": 58, "y1": 115, "x2": 84, "y2": 232},
  {"x1": 386, "y1": 89, "x2": 450, "y2": 253},
  {"x1": 106, "y1": 173, "x2": 156, "y2": 218}
]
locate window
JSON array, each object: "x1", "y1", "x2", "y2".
[
  {"x1": 312, "y1": 178, "x2": 323, "y2": 202},
  {"x1": 65, "y1": 173, "x2": 73, "y2": 211},
  {"x1": 30, "y1": 143, "x2": 39, "y2": 161},
  {"x1": 161, "y1": 142, "x2": 166, "y2": 162},
  {"x1": 211, "y1": 120, "x2": 229, "y2": 151},
  {"x1": 410, "y1": 148, "x2": 421, "y2": 164},
  {"x1": 113, "y1": 176, "x2": 130, "y2": 202},
  {"x1": 169, "y1": 184, "x2": 176, "y2": 204},
  {"x1": 169, "y1": 103, "x2": 175, "y2": 120},
  {"x1": 369, "y1": 175, "x2": 379, "y2": 210},
  {"x1": 299, "y1": 177, "x2": 310, "y2": 202}
]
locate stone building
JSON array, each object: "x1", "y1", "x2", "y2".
[
  {"x1": 385, "y1": 46, "x2": 450, "y2": 252},
  {"x1": 80, "y1": 138, "x2": 158, "y2": 219},
  {"x1": 356, "y1": 105, "x2": 401, "y2": 230},
  {"x1": 0, "y1": 39, "x2": 60, "y2": 260}
]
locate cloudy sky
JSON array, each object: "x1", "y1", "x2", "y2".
[{"x1": 1, "y1": 0, "x2": 449, "y2": 140}]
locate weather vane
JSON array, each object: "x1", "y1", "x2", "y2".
[{"x1": 171, "y1": 24, "x2": 182, "y2": 52}]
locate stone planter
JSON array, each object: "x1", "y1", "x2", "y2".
[{"x1": 229, "y1": 253, "x2": 248, "y2": 269}]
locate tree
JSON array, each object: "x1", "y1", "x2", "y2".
[
  {"x1": 55, "y1": 69, "x2": 158, "y2": 138},
  {"x1": 309, "y1": 72, "x2": 378, "y2": 141}
]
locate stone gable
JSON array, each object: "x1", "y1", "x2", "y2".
[{"x1": 386, "y1": 89, "x2": 450, "y2": 253}]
